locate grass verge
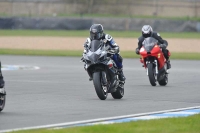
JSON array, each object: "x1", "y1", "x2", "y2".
[
  {"x1": 0, "y1": 30, "x2": 200, "y2": 38},
  {"x1": 0, "y1": 49, "x2": 200, "y2": 60},
  {"x1": 12, "y1": 113, "x2": 200, "y2": 133}
]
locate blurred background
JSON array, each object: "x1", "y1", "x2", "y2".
[{"x1": 0, "y1": 0, "x2": 200, "y2": 32}]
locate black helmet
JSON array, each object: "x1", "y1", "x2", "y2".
[
  {"x1": 90, "y1": 24, "x2": 104, "y2": 40},
  {"x1": 142, "y1": 25, "x2": 153, "y2": 38}
]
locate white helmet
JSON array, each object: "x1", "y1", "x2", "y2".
[{"x1": 142, "y1": 25, "x2": 153, "y2": 38}]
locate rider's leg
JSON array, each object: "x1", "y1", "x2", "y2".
[
  {"x1": 112, "y1": 54, "x2": 126, "y2": 82},
  {"x1": 0, "y1": 62, "x2": 5, "y2": 88},
  {"x1": 163, "y1": 49, "x2": 171, "y2": 69}
]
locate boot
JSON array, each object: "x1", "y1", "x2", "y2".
[
  {"x1": 167, "y1": 59, "x2": 171, "y2": 69},
  {"x1": 118, "y1": 69, "x2": 126, "y2": 81},
  {"x1": 163, "y1": 51, "x2": 171, "y2": 69},
  {"x1": 118, "y1": 69, "x2": 126, "y2": 88}
]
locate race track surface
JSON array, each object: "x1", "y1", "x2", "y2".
[{"x1": 0, "y1": 56, "x2": 200, "y2": 130}]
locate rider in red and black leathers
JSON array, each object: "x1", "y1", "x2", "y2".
[
  {"x1": 83, "y1": 24, "x2": 126, "y2": 87},
  {"x1": 0, "y1": 62, "x2": 5, "y2": 88},
  {"x1": 135, "y1": 25, "x2": 171, "y2": 69}
]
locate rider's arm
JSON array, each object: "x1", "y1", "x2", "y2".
[
  {"x1": 105, "y1": 34, "x2": 119, "y2": 54},
  {"x1": 154, "y1": 32, "x2": 165, "y2": 44},
  {"x1": 137, "y1": 36, "x2": 144, "y2": 49},
  {"x1": 153, "y1": 32, "x2": 168, "y2": 48},
  {"x1": 83, "y1": 38, "x2": 91, "y2": 53},
  {"x1": 135, "y1": 36, "x2": 144, "y2": 54},
  {"x1": 83, "y1": 38, "x2": 91, "y2": 48}
]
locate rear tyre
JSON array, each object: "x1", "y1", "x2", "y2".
[
  {"x1": 93, "y1": 72, "x2": 107, "y2": 100},
  {"x1": 147, "y1": 63, "x2": 157, "y2": 86},
  {"x1": 158, "y1": 74, "x2": 168, "y2": 86},
  {"x1": 0, "y1": 94, "x2": 6, "y2": 112},
  {"x1": 111, "y1": 87, "x2": 124, "y2": 99}
]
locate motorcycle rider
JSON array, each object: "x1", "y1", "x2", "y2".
[
  {"x1": 135, "y1": 25, "x2": 171, "y2": 69},
  {"x1": 82, "y1": 24, "x2": 126, "y2": 87},
  {"x1": 0, "y1": 62, "x2": 5, "y2": 89}
]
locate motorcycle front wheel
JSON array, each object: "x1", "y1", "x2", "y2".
[
  {"x1": 147, "y1": 63, "x2": 157, "y2": 86},
  {"x1": 93, "y1": 72, "x2": 108, "y2": 100}
]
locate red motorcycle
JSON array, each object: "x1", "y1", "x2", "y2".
[{"x1": 139, "y1": 37, "x2": 169, "y2": 86}]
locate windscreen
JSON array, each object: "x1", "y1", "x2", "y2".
[
  {"x1": 90, "y1": 40, "x2": 101, "y2": 52},
  {"x1": 142, "y1": 37, "x2": 158, "y2": 52}
]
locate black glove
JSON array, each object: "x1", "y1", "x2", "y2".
[
  {"x1": 159, "y1": 43, "x2": 167, "y2": 49},
  {"x1": 135, "y1": 48, "x2": 140, "y2": 55}
]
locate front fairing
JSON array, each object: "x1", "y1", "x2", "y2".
[
  {"x1": 83, "y1": 40, "x2": 109, "y2": 67},
  {"x1": 142, "y1": 37, "x2": 158, "y2": 53},
  {"x1": 140, "y1": 37, "x2": 160, "y2": 57}
]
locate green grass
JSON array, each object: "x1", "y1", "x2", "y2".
[
  {"x1": 0, "y1": 49, "x2": 200, "y2": 60},
  {"x1": 0, "y1": 30, "x2": 200, "y2": 38},
  {"x1": 0, "y1": 49, "x2": 82, "y2": 57},
  {"x1": 2, "y1": 13, "x2": 200, "y2": 21},
  {"x1": 57, "y1": 13, "x2": 200, "y2": 21},
  {"x1": 11, "y1": 113, "x2": 200, "y2": 133}
]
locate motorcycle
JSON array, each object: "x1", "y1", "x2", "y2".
[
  {"x1": 139, "y1": 37, "x2": 169, "y2": 86},
  {"x1": 82, "y1": 40, "x2": 124, "y2": 100},
  {"x1": 0, "y1": 87, "x2": 6, "y2": 112}
]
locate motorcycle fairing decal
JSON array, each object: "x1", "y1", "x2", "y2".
[{"x1": 158, "y1": 53, "x2": 161, "y2": 58}]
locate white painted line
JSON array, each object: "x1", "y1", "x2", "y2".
[
  {"x1": 2, "y1": 65, "x2": 40, "y2": 71},
  {"x1": 6, "y1": 80, "x2": 68, "y2": 84},
  {"x1": 0, "y1": 106, "x2": 200, "y2": 133}
]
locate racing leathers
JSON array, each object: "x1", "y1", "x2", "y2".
[
  {"x1": 136, "y1": 32, "x2": 171, "y2": 69},
  {"x1": 83, "y1": 33, "x2": 126, "y2": 85}
]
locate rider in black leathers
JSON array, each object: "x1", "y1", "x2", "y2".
[
  {"x1": 0, "y1": 62, "x2": 5, "y2": 88},
  {"x1": 135, "y1": 25, "x2": 171, "y2": 69},
  {"x1": 83, "y1": 24, "x2": 126, "y2": 87}
]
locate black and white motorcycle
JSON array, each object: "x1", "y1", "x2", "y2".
[
  {"x1": 0, "y1": 87, "x2": 6, "y2": 112},
  {"x1": 82, "y1": 40, "x2": 124, "y2": 100}
]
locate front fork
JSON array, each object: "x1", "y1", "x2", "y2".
[{"x1": 101, "y1": 71, "x2": 107, "y2": 85}]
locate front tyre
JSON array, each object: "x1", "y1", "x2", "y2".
[
  {"x1": 93, "y1": 72, "x2": 108, "y2": 100},
  {"x1": 111, "y1": 87, "x2": 124, "y2": 99},
  {"x1": 147, "y1": 63, "x2": 157, "y2": 86}
]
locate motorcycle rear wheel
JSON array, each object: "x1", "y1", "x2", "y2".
[
  {"x1": 147, "y1": 63, "x2": 157, "y2": 86},
  {"x1": 158, "y1": 74, "x2": 168, "y2": 86},
  {"x1": 111, "y1": 87, "x2": 124, "y2": 99},
  {"x1": 93, "y1": 72, "x2": 108, "y2": 100}
]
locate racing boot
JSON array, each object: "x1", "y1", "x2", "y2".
[
  {"x1": 166, "y1": 59, "x2": 171, "y2": 69},
  {"x1": 118, "y1": 69, "x2": 126, "y2": 88}
]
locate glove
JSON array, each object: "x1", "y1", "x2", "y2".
[
  {"x1": 135, "y1": 48, "x2": 140, "y2": 55},
  {"x1": 109, "y1": 49, "x2": 115, "y2": 54},
  {"x1": 159, "y1": 43, "x2": 167, "y2": 49}
]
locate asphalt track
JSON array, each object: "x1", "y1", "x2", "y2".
[{"x1": 0, "y1": 55, "x2": 200, "y2": 131}]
